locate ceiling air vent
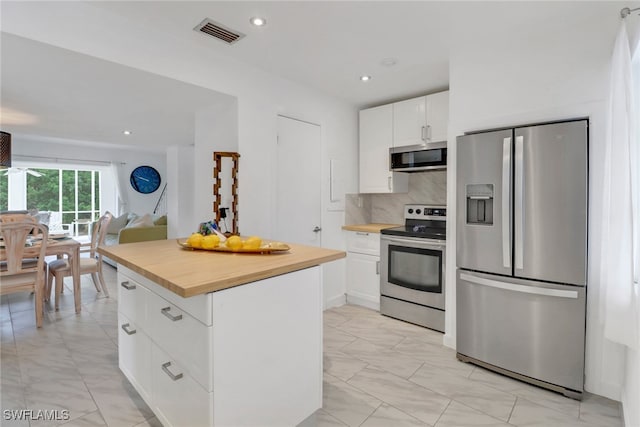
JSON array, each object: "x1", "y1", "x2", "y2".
[{"x1": 194, "y1": 18, "x2": 245, "y2": 45}]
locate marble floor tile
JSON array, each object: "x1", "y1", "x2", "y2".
[
  {"x1": 336, "y1": 317, "x2": 407, "y2": 349},
  {"x1": 468, "y1": 364, "x2": 582, "y2": 419},
  {"x1": 298, "y1": 409, "x2": 348, "y2": 427},
  {"x1": 82, "y1": 375, "x2": 154, "y2": 427},
  {"x1": 23, "y1": 378, "x2": 98, "y2": 426},
  {"x1": 409, "y1": 363, "x2": 516, "y2": 421},
  {"x1": 509, "y1": 397, "x2": 591, "y2": 427},
  {"x1": 467, "y1": 365, "x2": 525, "y2": 393},
  {"x1": 59, "y1": 411, "x2": 107, "y2": 427},
  {"x1": 322, "y1": 373, "x2": 381, "y2": 426},
  {"x1": 359, "y1": 403, "x2": 428, "y2": 427},
  {"x1": 579, "y1": 393, "x2": 624, "y2": 427},
  {"x1": 19, "y1": 344, "x2": 83, "y2": 385},
  {"x1": 324, "y1": 349, "x2": 368, "y2": 381},
  {"x1": 396, "y1": 338, "x2": 475, "y2": 378},
  {"x1": 508, "y1": 382, "x2": 580, "y2": 418},
  {"x1": 434, "y1": 401, "x2": 511, "y2": 427},
  {"x1": 341, "y1": 338, "x2": 424, "y2": 379},
  {"x1": 324, "y1": 325, "x2": 358, "y2": 351},
  {"x1": 347, "y1": 366, "x2": 450, "y2": 425},
  {"x1": 132, "y1": 416, "x2": 164, "y2": 427},
  {"x1": 324, "y1": 309, "x2": 350, "y2": 328}
]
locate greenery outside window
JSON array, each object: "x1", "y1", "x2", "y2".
[{"x1": 2, "y1": 167, "x2": 101, "y2": 235}]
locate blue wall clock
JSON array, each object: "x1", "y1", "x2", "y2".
[{"x1": 130, "y1": 165, "x2": 161, "y2": 194}]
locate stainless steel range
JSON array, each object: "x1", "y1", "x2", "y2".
[{"x1": 380, "y1": 204, "x2": 446, "y2": 332}]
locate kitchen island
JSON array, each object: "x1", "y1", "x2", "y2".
[{"x1": 99, "y1": 239, "x2": 345, "y2": 427}]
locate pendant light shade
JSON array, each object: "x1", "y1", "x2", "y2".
[{"x1": 0, "y1": 131, "x2": 11, "y2": 169}]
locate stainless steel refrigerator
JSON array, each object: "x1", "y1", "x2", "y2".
[{"x1": 456, "y1": 119, "x2": 587, "y2": 399}]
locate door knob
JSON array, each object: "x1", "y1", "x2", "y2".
[{"x1": 313, "y1": 226, "x2": 322, "y2": 233}]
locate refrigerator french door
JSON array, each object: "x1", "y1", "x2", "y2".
[{"x1": 456, "y1": 119, "x2": 588, "y2": 399}]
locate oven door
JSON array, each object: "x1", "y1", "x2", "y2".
[{"x1": 380, "y1": 235, "x2": 445, "y2": 310}]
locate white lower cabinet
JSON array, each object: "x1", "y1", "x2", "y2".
[
  {"x1": 117, "y1": 265, "x2": 323, "y2": 426},
  {"x1": 345, "y1": 231, "x2": 381, "y2": 310},
  {"x1": 151, "y1": 342, "x2": 213, "y2": 427}
]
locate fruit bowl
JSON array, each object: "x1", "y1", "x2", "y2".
[{"x1": 176, "y1": 239, "x2": 290, "y2": 254}]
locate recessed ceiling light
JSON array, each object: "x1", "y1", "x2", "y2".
[
  {"x1": 360, "y1": 75, "x2": 372, "y2": 82},
  {"x1": 250, "y1": 17, "x2": 266, "y2": 26},
  {"x1": 381, "y1": 58, "x2": 397, "y2": 67},
  {"x1": 123, "y1": 130, "x2": 132, "y2": 135}
]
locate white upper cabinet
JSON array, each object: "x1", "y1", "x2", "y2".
[
  {"x1": 392, "y1": 91, "x2": 449, "y2": 146},
  {"x1": 425, "y1": 90, "x2": 449, "y2": 143},
  {"x1": 358, "y1": 90, "x2": 448, "y2": 194},
  {"x1": 359, "y1": 104, "x2": 408, "y2": 194},
  {"x1": 392, "y1": 96, "x2": 427, "y2": 147}
]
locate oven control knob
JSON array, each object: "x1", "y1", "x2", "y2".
[
  {"x1": 408, "y1": 208, "x2": 414, "y2": 214},
  {"x1": 416, "y1": 209, "x2": 422, "y2": 215}
]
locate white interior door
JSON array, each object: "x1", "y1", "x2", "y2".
[{"x1": 276, "y1": 115, "x2": 321, "y2": 246}]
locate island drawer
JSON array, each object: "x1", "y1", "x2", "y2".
[
  {"x1": 118, "y1": 273, "x2": 150, "y2": 327},
  {"x1": 146, "y1": 290, "x2": 214, "y2": 392},
  {"x1": 118, "y1": 266, "x2": 213, "y2": 326},
  {"x1": 118, "y1": 313, "x2": 152, "y2": 403},
  {"x1": 151, "y1": 342, "x2": 213, "y2": 427}
]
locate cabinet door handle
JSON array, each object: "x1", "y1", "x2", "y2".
[
  {"x1": 421, "y1": 126, "x2": 427, "y2": 141},
  {"x1": 355, "y1": 232, "x2": 369, "y2": 236},
  {"x1": 120, "y1": 281, "x2": 136, "y2": 290},
  {"x1": 121, "y1": 323, "x2": 136, "y2": 335},
  {"x1": 426, "y1": 125, "x2": 432, "y2": 141},
  {"x1": 161, "y1": 361, "x2": 183, "y2": 381},
  {"x1": 387, "y1": 176, "x2": 392, "y2": 190},
  {"x1": 376, "y1": 260, "x2": 380, "y2": 275},
  {"x1": 161, "y1": 307, "x2": 183, "y2": 322}
]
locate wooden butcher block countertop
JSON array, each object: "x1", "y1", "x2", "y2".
[
  {"x1": 99, "y1": 239, "x2": 345, "y2": 298},
  {"x1": 341, "y1": 223, "x2": 400, "y2": 233}
]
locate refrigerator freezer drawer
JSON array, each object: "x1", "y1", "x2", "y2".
[{"x1": 456, "y1": 270, "x2": 586, "y2": 394}]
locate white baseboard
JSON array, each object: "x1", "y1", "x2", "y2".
[
  {"x1": 324, "y1": 294, "x2": 346, "y2": 310},
  {"x1": 443, "y1": 333, "x2": 456, "y2": 350},
  {"x1": 345, "y1": 293, "x2": 380, "y2": 311}
]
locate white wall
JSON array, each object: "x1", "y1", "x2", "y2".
[
  {"x1": 445, "y1": 14, "x2": 626, "y2": 401},
  {"x1": 3, "y1": 2, "x2": 358, "y2": 305},
  {"x1": 12, "y1": 134, "x2": 166, "y2": 216}
]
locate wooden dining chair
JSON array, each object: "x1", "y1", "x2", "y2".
[
  {"x1": 0, "y1": 217, "x2": 49, "y2": 327},
  {"x1": 46, "y1": 212, "x2": 113, "y2": 311}
]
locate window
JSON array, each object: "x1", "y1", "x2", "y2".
[{"x1": 2, "y1": 166, "x2": 101, "y2": 235}]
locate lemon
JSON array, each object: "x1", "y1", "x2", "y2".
[
  {"x1": 187, "y1": 233, "x2": 204, "y2": 248},
  {"x1": 202, "y1": 234, "x2": 220, "y2": 250},
  {"x1": 226, "y1": 235, "x2": 242, "y2": 251},
  {"x1": 242, "y1": 236, "x2": 262, "y2": 250}
]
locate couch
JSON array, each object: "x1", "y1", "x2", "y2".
[{"x1": 102, "y1": 213, "x2": 167, "y2": 267}]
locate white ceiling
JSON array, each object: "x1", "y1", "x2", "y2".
[
  {"x1": 1, "y1": 1, "x2": 637, "y2": 148},
  {"x1": 0, "y1": 33, "x2": 231, "y2": 149}
]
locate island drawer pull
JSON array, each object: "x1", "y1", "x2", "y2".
[
  {"x1": 161, "y1": 306, "x2": 183, "y2": 322},
  {"x1": 121, "y1": 323, "x2": 136, "y2": 335},
  {"x1": 161, "y1": 362, "x2": 183, "y2": 381},
  {"x1": 121, "y1": 281, "x2": 136, "y2": 290}
]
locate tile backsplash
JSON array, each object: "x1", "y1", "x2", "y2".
[{"x1": 345, "y1": 171, "x2": 447, "y2": 225}]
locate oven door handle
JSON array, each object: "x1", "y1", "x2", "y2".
[{"x1": 381, "y1": 236, "x2": 445, "y2": 248}]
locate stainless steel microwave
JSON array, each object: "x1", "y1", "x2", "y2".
[{"x1": 390, "y1": 142, "x2": 447, "y2": 172}]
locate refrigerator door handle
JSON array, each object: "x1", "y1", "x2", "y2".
[
  {"x1": 515, "y1": 135, "x2": 524, "y2": 270},
  {"x1": 502, "y1": 137, "x2": 511, "y2": 268},
  {"x1": 460, "y1": 273, "x2": 578, "y2": 299}
]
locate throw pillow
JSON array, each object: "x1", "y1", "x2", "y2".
[
  {"x1": 106, "y1": 212, "x2": 129, "y2": 234},
  {"x1": 126, "y1": 213, "x2": 154, "y2": 228},
  {"x1": 154, "y1": 215, "x2": 167, "y2": 226}
]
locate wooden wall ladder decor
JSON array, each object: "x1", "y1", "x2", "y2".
[{"x1": 213, "y1": 152, "x2": 240, "y2": 235}]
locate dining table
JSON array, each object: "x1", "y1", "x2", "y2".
[{"x1": 0, "y1": 234, "x2": 82, "y2": 313}]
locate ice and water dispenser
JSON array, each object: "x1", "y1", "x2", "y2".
[{"x1": 466, "y1": 184, "x2": 494, "y2": 225}]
